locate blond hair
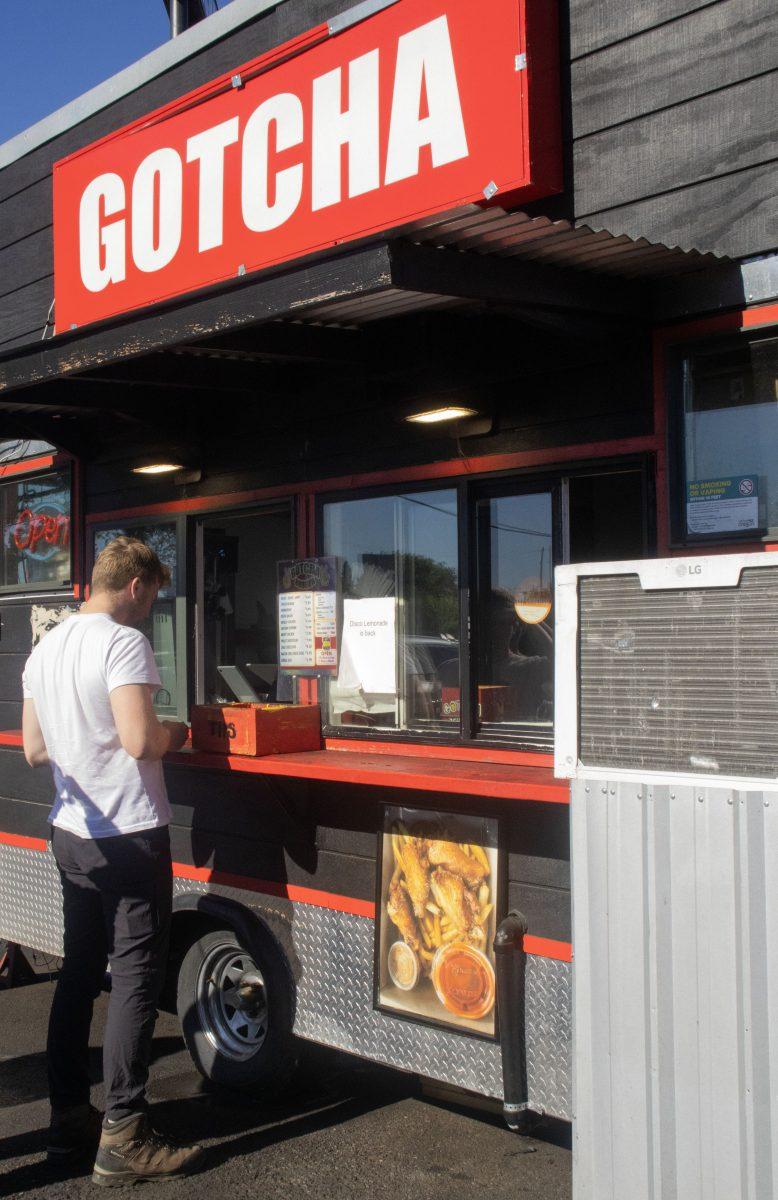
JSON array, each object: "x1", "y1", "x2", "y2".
[{"x1": 91, "y1": 536, "x2": 170, "y2": 593}]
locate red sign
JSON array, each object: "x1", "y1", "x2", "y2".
[
  {"x1": 53, "y1": 0, "x2": 560, "y2": 333},
  {"x1": 11, "y1": 507, "x2": 70, "y2": 557}
]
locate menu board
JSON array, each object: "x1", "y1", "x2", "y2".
[{"x1": 277, "y1": 557, "x2": 339, "y2": 672}]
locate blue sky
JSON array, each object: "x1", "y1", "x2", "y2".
[{"x1": 0, "y1": 0, "x2": 173, "y2": 145}]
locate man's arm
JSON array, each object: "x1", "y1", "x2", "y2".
[
  {"x1": 110, "y1": 684, "x2": 189, "y2": 761},
  {"x1": 22, "y1": 698, "x2": 50, "y2": 768}
]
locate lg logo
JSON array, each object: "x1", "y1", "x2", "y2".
[{"x1": 676, "y1": 563, "x2": 703, "y2": 577}]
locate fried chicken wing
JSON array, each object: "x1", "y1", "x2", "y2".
[
  {"x1": 427, "y1": 840, "x2": 489, "y2": 887},
  {"x1": 430, "y1": 869, "x2": 480, "y2": 937},
  {"x1": 401, "y1": 836, "x2": 430, "y2": 917},
  {"x1": 387, "y1": 878, "x2": 421, "y2": 952}
]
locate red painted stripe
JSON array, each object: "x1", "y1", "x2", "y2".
[
  {"x1": 524, "y1": 935, "x2": 572, "y2": 963},
  {"x1": 654, "y1": 300, "x2": 778, "y2": 347},
  {"x1": 0, "y1": 454, "x2": 56, "y2": 479},
  {"x1": 0, "y1": 830, "x2": 48, "y2": 852},
  {"x1": 0, "y1": 830, "x2": 571, "y2": 959},
  {"x1": 325, "y1": 738, "x2": 554, "y2": 768},
  {"x1": 86, "y1": 435, "x2": 660, "y2": 525},
  {"x1": 171, "y1": 747, "x2": 570, "y2": 805},
  {"x1": 172, "y1": 862, "x2": 375, "y2": 918},
  {"x1": 0, "y1": 732, "x2": 567, "y2": 804}
]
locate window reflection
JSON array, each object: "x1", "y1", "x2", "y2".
[
  {"x1": 684, "y1": 337, "x2": 778, "y2": 535},
  {"x1": 476, "y1": 493, "x2": 554, "y2": 739},
  {"x1": 94, "y1": 523, "x2": 179, "y2": 715},
  {"x1": 323, "y1": 490, "x2": 459, "y2": 732},
  {"x1": 1, "y1": 469, "x2": 71, "y2": 590},
  {"x1": 200, "y1": 509, "x2": 292, "y2": 705}
]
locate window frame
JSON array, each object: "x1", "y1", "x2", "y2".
[
  {"x1": 468, "y1": 474, "x2": 563, "y2": 751},
  {"x1": 0, "y1": 460, "x2": 74, "y2": 596},
  {"x1": 668, "y1": 327, "x2": 778, "y2": 546},
  {"x1": 88, "y1": 513, "x2": 188, "y2": 720},
  {"x1": 317, "y1": 460, "x2": 652, "y2": 752},
  {"x1": 190, "y1": 499, "x2": 296, "y2": 708}
]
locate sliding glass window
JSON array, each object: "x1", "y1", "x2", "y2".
[
  {"x1": 92, "y1": 520, "x2": 186, "y2": 718},
  {"x1": 322, "y1": 489, "x2": 460, "y2": 734}
]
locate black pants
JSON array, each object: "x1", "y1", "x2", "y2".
[{"x1": 48, "y1": 824, "x2": 173, "y2": 1121}]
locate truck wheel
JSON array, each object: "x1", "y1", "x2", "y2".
[{"x1": 176, "y1": 926, "x2": 298, "y2": 1093}]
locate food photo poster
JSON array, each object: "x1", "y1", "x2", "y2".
[{"x1": 375, "y1": 806, "x2": 501, "y2": 1037}]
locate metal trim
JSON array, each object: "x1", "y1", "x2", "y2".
[
  {"x1": 0, "y1": 0, "x2": 284, "y2": 170},
  {"x1": 328, "y1": 0, "x2": 401, "y2": 36}
]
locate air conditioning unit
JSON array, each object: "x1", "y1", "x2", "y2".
[{"x1": 554, "y1": 552, "x2": 778, "y2": 789}]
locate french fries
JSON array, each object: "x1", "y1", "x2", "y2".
[{"x1": 386, "y1": 824, "x2": 495, "y2": 972}]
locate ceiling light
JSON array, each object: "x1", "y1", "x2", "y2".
[
  {"x1": 404, "y1": 405, "x2": 479, "y2": 425},
  {"x1": 131, "y1": 462, "x2": 184, "y2": 475}
]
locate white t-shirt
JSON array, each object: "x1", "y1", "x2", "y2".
[{"x1": 22, "y1": 612, "x2": 171, "y2": 839}]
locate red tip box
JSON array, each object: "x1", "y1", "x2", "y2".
[{"x1": 190, "y1": 703, "x2": 322, "y2": 757}]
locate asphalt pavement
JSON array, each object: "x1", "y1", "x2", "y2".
[{"x1": 0, "y1": 977, "x2": 571, "y2": 1199}]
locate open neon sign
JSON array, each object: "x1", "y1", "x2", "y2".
[{"x1": 12, "y1": 507, "x2": 70, "y2": 560}]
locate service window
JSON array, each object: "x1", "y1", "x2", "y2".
[
  {"x1": 0, "y1": 466, "x2": 72, "y2": 591},
  {"x1": 319, "y1": 467, "x2": 647, "y2": 749},
  {"x1": 92, "y1": 520, "x2": 185, "y2": 718},
  {"x1": 473, "y1": 487, "x2": 556, "y2": 746},
  {"x1": 196, "y1": 506, "x2": 293, "y2": 705},
  {"x1": 322, "y1": 489, "x2": 460, "y2": 734},
  {"x1": 678, "y1": 334, "x2": 778, "y2": 540}
]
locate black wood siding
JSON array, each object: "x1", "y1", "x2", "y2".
[
  {"x1": 0, "y1": 752, "x2": 571, "y2": 942},
  {"x1": 0, "y1": 0, "x2": 775, "y2": 351}
]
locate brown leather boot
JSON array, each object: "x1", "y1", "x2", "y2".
[{"x1": 91, "y1": 1113, "x2": 204, "y2": 1186}]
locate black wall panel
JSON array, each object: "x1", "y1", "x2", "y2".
[
  {"x1": 569, "y1": 0, "x2": 715, "y2": 57},
  {"x1": 571, "y1": 0, "x2": 776, "y2": 137},
  {"x1": 0, "y1": 741, "x2": 571, "y2": 942}
]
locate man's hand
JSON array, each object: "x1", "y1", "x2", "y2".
[
  {"x1": 161, "y1": 720, "x2": 189, "y2": 753},
  {"x1": 22, "y1": 698, "x2": 49, "y2": 768},
  {"x1": 110, "y1": 685, "x2": 188, "y2": 761}
]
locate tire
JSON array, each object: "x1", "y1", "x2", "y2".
[{"x1": 176, "y1": 925, "x2": 298, "y2": 1093}]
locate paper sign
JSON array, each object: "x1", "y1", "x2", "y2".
[
  {"x1": 687, "y1": 475, "x2": 759, "y2": 534},
  {"x1": 337, "y1": 598, "x2": 396, "y2": 694}
]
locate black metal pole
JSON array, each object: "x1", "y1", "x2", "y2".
[
  {"x1": 170, "y1": 0, "x2": 186, "y2": 37},
  {"x1": 493, "y1": 910, "x2": 530, "y2": 1131}
]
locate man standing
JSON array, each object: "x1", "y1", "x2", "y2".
[{"x1": 22, "y1": 537, "x2": 204, "y2": 1185}]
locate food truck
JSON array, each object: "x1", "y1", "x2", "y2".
[{"x1": 0, "y1": 0, "x2": 775, "y2": 1133}]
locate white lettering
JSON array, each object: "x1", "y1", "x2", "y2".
[
  {"x1": 311, "y1": 49, "x2": 380, "y2": 211},
  {"x1": 78, "y1": 173, "x2": 126, "y2": 293},
  {"x1": 131, "y1": 147, "x2": 183, "y2": 273},
  {"x1": 241, "y1": 93, "x2": 303, "y2": 233},
  {"x1": 186, "y1": 117, "x2": 240, "y2": 251},
  {"x1": 384, "y1": 16, "x2": 468, "y2": 186}
]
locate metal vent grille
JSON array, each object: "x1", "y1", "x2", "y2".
[{"x1": 578, "y1": 567, "x2": 778, "y2": 777}]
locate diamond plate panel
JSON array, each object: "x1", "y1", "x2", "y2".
[
  {"x1": 526, "y1": 954, "x2": 572, "y2": 1116},
  {"x1": 0, "y1": 844, "x2": 571, "y2": 1119},
  {"x1": 0, "y1": 841, "x2": 63, "y2": 955}
]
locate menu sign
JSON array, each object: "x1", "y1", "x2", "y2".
[
  {"x1": 277, "y1": 557, "x2": 338, "y2": 672},
  {"x1": 376, "y1": 806, "x2": 500, "y2": 1038}
]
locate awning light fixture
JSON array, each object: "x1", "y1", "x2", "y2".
[
  {"x1": 404, "y1": 405, "x2": 479, "y2": 425},
  {"x1": 131, "y1": 461, "x2": 184, "y2": 475}
]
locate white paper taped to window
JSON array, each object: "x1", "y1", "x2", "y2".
[{"x1": 337, "y1": 597, "x2": 397, "y2": 693}]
